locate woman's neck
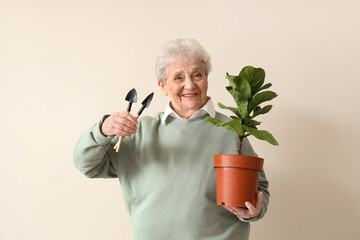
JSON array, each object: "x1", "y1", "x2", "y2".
[{"x1": 170, "y1": 97, "x2": 210, "y2": 119}]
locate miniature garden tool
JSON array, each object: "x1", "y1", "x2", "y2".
[
  {"x1": 136, "y1": 92, "x2": 154, "y2": 118},
  {"x1": 113, "y1": 88, "x2": 137, "y2": 152},
  {"x1": 125, "y1": 88, "x2": 138, "y2": 112},
  {"x1": 114, "y1": 92, "x2": 154, "y2": 152}
]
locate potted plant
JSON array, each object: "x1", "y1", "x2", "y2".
[{"x1": 205, "y1": 66, "x2": 279, "y2": 207}]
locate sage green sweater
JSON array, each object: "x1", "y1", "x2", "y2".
[{"x1": 74, "y1": 112, "x2": 269, "y2": 240}]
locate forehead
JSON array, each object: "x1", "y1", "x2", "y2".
[{"x1": 168, "y1": 58, "x2": 204, "y2": 75}]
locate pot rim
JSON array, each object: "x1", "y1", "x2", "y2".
[{"x1": 214, "y1": 154, "x2": 264, "y2": 171}]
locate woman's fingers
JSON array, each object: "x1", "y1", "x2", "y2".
[
  {"x1": 223, "y1": 205, "x2": 245, "y2": 216},
  {"x1": 255, "y1": 191, "x2": 263, "y2": 209},
  {"x1": 117, "y1": 111, "x2": 138, "y2": 124},
  {"x1": 222, "y1": 191, "x2": 263, "y2": 219},
  {"x1": 112, "y1": 112, "x2": 138, "y2": 136},
  {"x1": 101, "y1": 111, "x2": 138, "y2": 136},
  {"x1": 244, "y1": 202, "x2": 257, "y2": 216},
  {"x1": 114, "y1": 113, "x2": 137, "y2": 129}
]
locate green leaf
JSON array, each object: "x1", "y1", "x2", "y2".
[
  {"x1": 205, "y1": 117, "x2": 244, "y2": 136},
  {"x1": 221, "y1": 119, "x2": 244, "y2": 136},
  {"x1": 226, "y1": 73, "x2": 240, "y2": 89},
  {"x1": 218, "y1": 102, "x2": 241, "y2": 118},
  {"x1": 244, "y1": 118, "x2": 261, "y2": 128},
  {"x1": 236, "y1": 78, "x2": 252, "y2": 100},
  {"x1": 252, "y1": 105, "x2": 273, "y2": 118},
  {"x1": 226, "y1": 86, "x2": 241, "y2": 102},
  {"x1": 205, "y1": 117, "x2": 223, "y2": 126},
  {"x1": 225, "y1": 86, "x2": 233, "y2": 91},
  {"x1": 248, "y1": 91, "x2": 277, "y2": 114},
  {"x1": 237, "y1": 98, "x2": 249, "y2": 118},
  {"x1": 239, "y1": 66, "x2": 265, "y2": 95},
  {"x1": 227, "y1": 73, "x2": 251, "y2": 99},
  {"x1": 243, "y1": 126, "x2": 279, "y2": 145},
  {"x1": 226, "y1": 88, "x2": 249, "y2": 118},
  {"x1": 254, "y1": 83, "x2": 272, "y2": 95}
]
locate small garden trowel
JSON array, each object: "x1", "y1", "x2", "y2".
[
  {"x1": 125, "y1": 88, "x2": 137, "y2": 112},
  {"x1": 114, "y1": 88, "x2": 138, "y2": 152},
  {"x1": 136, "y1": 92, "x2": 154, "y2": 118}
]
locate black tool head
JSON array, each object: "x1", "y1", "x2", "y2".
[
  {"x1": 137, "y1": 92, "x2": 154, "y2": 116},
  {"x1": 125, "y1": 88, "x2": 138, "y2": 102},
  {"x1": 125, "y1": 88, "x2": 137, "y2": 112},
  {"x1": 141, "y1": 92, "x2": 154, "y2": 107}
]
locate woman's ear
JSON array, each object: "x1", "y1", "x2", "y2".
[{"x1": 158, "y1": 81, "x2": 168, "y2": 96}]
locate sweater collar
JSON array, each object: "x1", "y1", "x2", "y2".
[{"x1": 161, "y1": 97, "x2": 216, "y2": 125}]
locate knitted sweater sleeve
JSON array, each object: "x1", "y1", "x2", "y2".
[
  {"x1": 73, "y1": 115, "x2": 120, "y2": 178},
  {"x1": 238, "y1": 137, "x2": 270, "y2": 222}
]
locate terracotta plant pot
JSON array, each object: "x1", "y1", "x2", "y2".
[{"x1": 214, "y1": 154, "x2": 264, "y2": 207}]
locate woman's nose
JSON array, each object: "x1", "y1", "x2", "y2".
[{"x1": 184, "y1": 76, "x2": 196, "y2": 90}]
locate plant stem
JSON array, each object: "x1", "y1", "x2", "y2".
[{"x1": 238, "y1": 136, "x2": 243, "y2": 155}]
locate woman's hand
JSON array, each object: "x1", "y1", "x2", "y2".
[
  {"x1": 223, "y1": 191, "x2": 262, "y2": 219},
  {"x1": 101, "y1": 111, "x2": 138, "y2": 137}
]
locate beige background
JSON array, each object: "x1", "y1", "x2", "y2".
[{"x1": 1, "y1": 0, "x2": 360, "y2": 239}]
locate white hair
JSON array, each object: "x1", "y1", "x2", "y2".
[{"x1": 155, "y1": 39, "x2": 212, "y2": 84}]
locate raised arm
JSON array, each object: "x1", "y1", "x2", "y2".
[{"x1": 73, "y1": 112, "x2": 138, "y2": 178}]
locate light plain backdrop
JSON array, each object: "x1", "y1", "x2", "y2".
[{"x1": 1, "y1": 0, "x2": 360, "y2": 239}]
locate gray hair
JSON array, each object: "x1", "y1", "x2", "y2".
[{"x1": 155, "y1": 39, "x2": 212, "y2": 84}]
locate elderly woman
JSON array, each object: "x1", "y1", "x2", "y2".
[{"x1": 74, "y1": 39, "x2": 269, "y2": 240}]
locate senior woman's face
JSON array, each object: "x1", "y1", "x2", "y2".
[{"x1": 159, "y1": 58, "x2": 208, "y2": 118}]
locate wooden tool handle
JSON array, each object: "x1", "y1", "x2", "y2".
[
  {"x1": 114, "y1": 136, "x2": 124, "y2": 152},
  {"x1": 114, "y1": 114, "x2": 140, "y2": 152}
]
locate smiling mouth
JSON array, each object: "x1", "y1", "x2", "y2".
[{"x1": 182, "y1": 93, "x2": 198, "y2": 98}]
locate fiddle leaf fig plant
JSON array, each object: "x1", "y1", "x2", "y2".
[{"x1": 206, "y1": 66, "x2": 279, "y2": 154}]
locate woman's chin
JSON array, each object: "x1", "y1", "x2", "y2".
[{"x1": 181, "y1": 103, "x2": 202, "y2": 112}]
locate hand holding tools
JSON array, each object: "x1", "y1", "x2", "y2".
[{"x1": 114, "y1": 91, "x2": 154, "y2": 152}]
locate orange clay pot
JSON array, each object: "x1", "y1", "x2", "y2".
[{"x1": 214, "y1": 154, "x2": 264, "y2": 207}]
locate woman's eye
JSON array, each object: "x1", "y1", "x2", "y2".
[
  {"x1": 175, "y1": 76, "x2": 182, "y2": 80},
  {"x1": 194, "y1": 73, "x2": 202, "y2": 79}
]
